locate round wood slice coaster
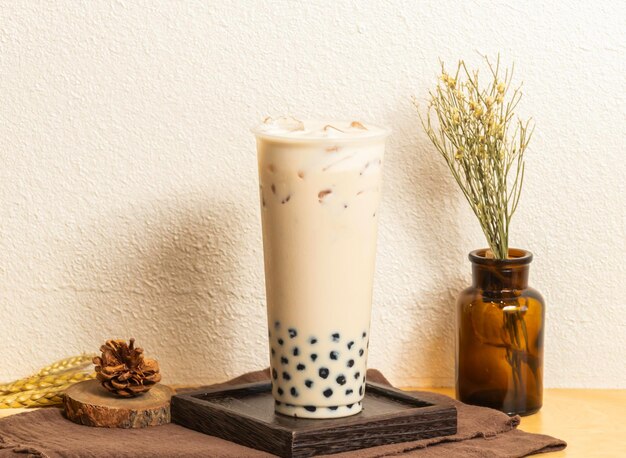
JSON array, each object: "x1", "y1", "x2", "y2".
[{"x1": 63, "y1": 379, "x2": 174, "y2": 428}]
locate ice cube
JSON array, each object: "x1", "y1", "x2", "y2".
[
  {"x1": 262, "y1": 116, "x2": 304, "y2": 132},
  {"x1": 349, "y1": 121, "x2": 368, "y2": 130},
  {"x1": 318, "y1": 189, "x2": 333, "y2": 202},
  {"x1": 309, "y1": 124, "x2": 345, "y2": 138},
  {"x1": 323, "y1": 124, "x2": 345, "y2": 133}
]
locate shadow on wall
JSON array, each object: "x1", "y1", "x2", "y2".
[
  {"x1": 388, "y1": 103, "x2": 467, "y2": 385},
  {"x1": 67, "y1": 194, "x2": 259, "y2": 383}
]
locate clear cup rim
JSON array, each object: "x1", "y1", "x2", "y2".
[{"x1": 251, "y1": 121, "x2": 391, "y2": 144}]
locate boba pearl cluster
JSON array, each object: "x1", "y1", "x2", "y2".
[{"x1": 269, "y1": 321, "x2": 369, "y2": 415}]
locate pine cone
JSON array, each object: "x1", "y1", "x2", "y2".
[{"x1": 93, "y1": 338, "x2": 161, "y2": 397}]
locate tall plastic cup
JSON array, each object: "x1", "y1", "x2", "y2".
[{"x1": 253, "y1": 118, "x2": 389, "y2": 418}]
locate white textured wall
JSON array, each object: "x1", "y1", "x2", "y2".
[{"x1": 1, "y1": 1, "x2": 624, "y2": 388}]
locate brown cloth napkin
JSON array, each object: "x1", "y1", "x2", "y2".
[{"x1": 0, "y1": 369, "x2": 566, "y2": 457}]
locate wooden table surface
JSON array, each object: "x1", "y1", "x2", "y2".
[
  {"x1": 2, "y1": 388, "x2": 624, "y2": 457},
  {"x1": 405, "y1": 387, "x2": 626, "y2": 457}
]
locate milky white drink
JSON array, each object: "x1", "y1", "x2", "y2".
[{"x1": 253, "y1": 117, "x2": 389, "y2": 418}]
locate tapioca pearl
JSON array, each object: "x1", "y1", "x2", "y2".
[
  {"x1": 323, "y1": 388, "x2": 333, "y2": 398},
  {"x1": 359, "y1": 349, "x2": 364, "y2": 357},
  {"x1": 290, "y1": 387, "x2": 298, "y2": 397},
  {"x1": 288, "y1": 328, "x2": 297, "y2": 338},
  {"x1": 319, "y1": 367, "x2": 329, "y2": 379},
  {"x1": 311, "y1": 353, "x2": 318, "y2": 362},
  {"x1": 297, "y1": 363, "x2": 306, "y2": 371},
  {"x1": 328, "y1": 406, "x2": 338, "y2": 411},
  {"x1": 347, "y1": 359, "x2": 354, "y2": 368},
  {"x1": 347, "y1": 341, "x2": 354, "y2": 350},
  {"x1": 354, "y1": 371, "x2": 361, "y2": 380},
  {"x1": 332, "y1": 333, "x2": 340, "y2": 342},
  {"x1": 271, "y1": 348, "x2": 275, "y2": 356},
  {"x1": 330, "y1": 351, "x2": 339, "y2": 360},
  {"x1": 309, "y1": 337, "x2": 318, "y2": 344},
  {"x1": 304, "y1": 406, "x2": 316, "y2": 412},
  {"x1": 346, "y1": 389, "x2": 353, "y2": 395},
  {"x1": 282, "y1": 372, "x2": 291, "y2": 380},
  {"x1": 305, "y1": 379, "x2": 313, "y2": 388},
  {"x1": 292, "y1": 347, "x2": 299, "y2": 356},
  {"x1": 275, "y1": 400, "x2": 282, "y2": 406},
  {"x1": 336, "y1": 375, "x2": 346, "y2": 385},
  {"x1": 359, "y1": 385, "x2": 363, "y2": 396},
  {"x1": 281, "y1": 356, "x2": 289, "y2": 364},
  {"x1": 347, "y1": 403, "x2": 354, "y2": 408},
  {"x1": 272, "y1": 369, "x2": 278, "y2": 380},
  {"x1": 362, "y1": 331, "x2": 367, "y2": 338},
  {"x1": 277, "y1": 387, "x2": 284, "y2": 396},
  {"x1": 278, "y1": 338, "x2": 284, "y2": 346},
  {"x1": 274, "y1": 321, "x2": 280, "y2": 329}
]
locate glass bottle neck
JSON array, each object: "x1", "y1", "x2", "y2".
[{"x1": 471, "y1": 263, "x2": 530, "y2": 291}]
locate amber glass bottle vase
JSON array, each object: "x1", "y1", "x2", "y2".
[{"x1": 456, "y1": 248, "x2": 544, "y2": 416}]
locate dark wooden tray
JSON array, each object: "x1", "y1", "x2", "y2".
[{"x1": 171, "y1": 381, "x2": 457, "y2": 458}]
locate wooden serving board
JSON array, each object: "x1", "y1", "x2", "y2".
[{"x1": 171, "y1": 381, "x2": 457, "y2": 458}]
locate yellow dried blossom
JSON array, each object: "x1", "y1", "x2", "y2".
[
  {"x1": 473, "y1": 106, "x2": 483, "y2": 118},
  {"x1": 485, "y1": 96, "x2": 495, "y2": 107},
  {"x1": 440, "y1": 72, "x2": 456, "y2": 88},
  {"x1": 487, "y1": 122, "x2": 504, "y2": 139},
  {"x1": 497, "y1": 82, "x2": 506, "y2": 94},
  {"x1": 496, "y1": 94, "x2": 504, "y2": 104},
  {"x1": 452, "y1": 109, "x2": 460, "y2": 125}
]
